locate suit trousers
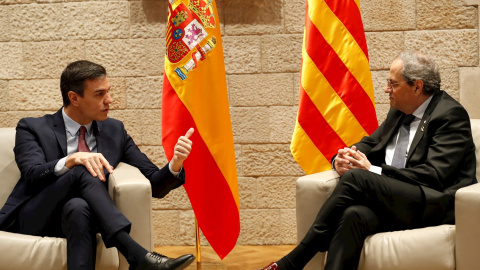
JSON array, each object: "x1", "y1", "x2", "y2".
[
  {"x1": 62, "y1": 198, "x2": 97, "y2": 270},
  {"x1": 299, "y1": 169, "x2": 425, "y2": 270},
  {"x1": 16, "y1": 166, "x2": 132, "y2": 270}
]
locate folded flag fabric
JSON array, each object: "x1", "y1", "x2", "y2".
[
  {"x1": 291, "y1": 0, "x2": 378, "y2": 174},
  {"x1": 161, "y1": 0, "x2": 240, "y2": 259}
]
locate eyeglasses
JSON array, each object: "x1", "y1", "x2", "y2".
[{"x1": 386, "y1": 79, "x2": 408, "y2": 91}]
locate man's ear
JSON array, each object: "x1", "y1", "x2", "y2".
[
  {"x1": 68, "y1": 91, "x2": 79, "y2": 106},
  {"x1": 414, "y1": 80, "x2": 424, "y2": 95}
]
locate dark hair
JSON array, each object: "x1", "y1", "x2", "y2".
[
  {"x1": 397, "y1": 52, "x2": 441, "y2": 95},
  {"x1": 60, "y1": 60, "x2": 107, "y2": 106}
]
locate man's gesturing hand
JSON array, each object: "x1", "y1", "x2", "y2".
[
  {"x1": 65, "y1": 152, "x2": 114, "y2": 182},
  {"x1": 170, "y1": 128, "x2": 194, "y2": 172}
]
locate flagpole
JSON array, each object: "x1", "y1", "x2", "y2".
[{"x1": 195, "y1": 217, "x2": 201, "y2": 263}]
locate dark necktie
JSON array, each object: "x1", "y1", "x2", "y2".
[
  {"x1": 391, "y1": 115, "x2": 416, "y2": 169},
  {"x1": 78, "y1": 126, "x2": 90, "y2": 152}
]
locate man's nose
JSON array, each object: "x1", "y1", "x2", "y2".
[
  {"x1": 105, "y1": 93, "x2": 113, "y2": 104},
  {"x1": 384, "y1": 85, "x2": 391, "y2": 94}
]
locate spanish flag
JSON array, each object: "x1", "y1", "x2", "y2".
[
  {"x1": 291, "y1": 0, "x2": 378, "y2": 174},
  {"x1": 161, "y1": 0, "x2": 239, "y2": 259}
]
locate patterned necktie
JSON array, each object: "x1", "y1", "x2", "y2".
[
  {"x1": 391, "y1": 115, "x2": 416, "y2": 169},
  {"x1": 78, "y1": 126, "x2": 90, "y2": 152}
]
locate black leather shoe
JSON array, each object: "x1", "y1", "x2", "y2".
[{"x1": 136, "y1": 252, "x2": 195, "y2": 270}]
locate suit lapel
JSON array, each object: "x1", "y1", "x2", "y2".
[
  {"x1": 406, "y1": 91, "x2": 443, "y2": 163},
  {"x1": 52, "y1": 109, "x2": 67, "y2": 156},
  {"x1": 372, "y1": 112, "x2": 404, "y2": 153},
  {"x1": 384, "y1": 114, "x2": 404, "y2": 149},
  {"x1": 94, "y1": 120, "x2": 113, "y2": 161},
  {"x1": 407, "y1": 114, "x2": 429, "y2": 162},
  {"x1": 94, "y1": 121, "x2": 103, "y2": 154}
]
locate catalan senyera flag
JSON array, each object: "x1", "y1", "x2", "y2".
[
  {"x1": 291, "y1": 0, "x2": 378, "y2": 174},
  {"x1": 161, "y1": 0, "x2": 239, "y2": 259}
]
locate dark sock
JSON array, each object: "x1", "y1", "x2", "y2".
[
  {"x1": 111, "y1": 230, "x2": 148, "y2": 267},
  {"x1": 278, "y1": 242, "x2": 318, "y2": 270}
]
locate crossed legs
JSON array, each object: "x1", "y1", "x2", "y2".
[
  {"x1": 17, "y1": 166, "x2": 144, "y2": 270},
  {"x1": 278, "y1": 169, "x2": 424, "y2": 270}
]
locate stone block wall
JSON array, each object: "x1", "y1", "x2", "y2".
[{"x1": 0, "y1": 0, "x2": 479, "y2": 246}]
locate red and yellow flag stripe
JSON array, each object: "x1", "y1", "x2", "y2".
[
  {"x1": 291, "y1": 0, "x2": 378, "y2": 174},
  {"x1": 162, "y1": 0, "x2": 239, "y2": 259}
]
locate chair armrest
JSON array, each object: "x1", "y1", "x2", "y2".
[
  {"x1": 296, "y1": 170, "x2": 339, "y2": 270},
  {"x1": 455, "y1": 183, "x2": 480, "y2": 270},
  {"x1": 109, "y1": 162, "x2": 153, "y2": 270},
  {"x1": 296, "y1": 170, "x2": 340, "y2": 242}
]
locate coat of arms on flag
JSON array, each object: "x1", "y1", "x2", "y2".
[{"x1": 166, "y1": 0, "x2": 217, "y2": 80}]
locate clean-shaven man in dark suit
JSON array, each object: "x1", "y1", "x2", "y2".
[
  {"x1": 258, "y1": 52, "x2": 477, "y2": 270},
  {"x1": 0, "y1": 60, "x2": 195, "y2": 270}
]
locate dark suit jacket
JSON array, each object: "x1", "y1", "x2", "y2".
[
  {"x1": 0, "y1": 109, "x2": 184, "y2": 230},
  {"x1": 354, "y1": 90, "x2": 477, "y2": 225}
]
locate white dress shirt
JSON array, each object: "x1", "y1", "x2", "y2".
[{"x1": 369, "y1": 95, "x2": 433, "y2": 175}]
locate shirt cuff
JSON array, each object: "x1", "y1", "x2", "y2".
[
  {"x1": 168, "y1": 162, "x2": 181, "y2": 176},
  {"x1": 369, "y1": 165, "x2": 382, "y2": 175},
  {"x1": 54, "y1": 156, "x2": 70, "y2": 176}
]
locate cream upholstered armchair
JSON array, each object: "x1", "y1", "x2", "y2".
[
  {"x1": 0, "y1": 128, "x2": 154, "y2": 270},
  {"x1": 296, "y1": 119, "x2": 480, "y2": 270}
]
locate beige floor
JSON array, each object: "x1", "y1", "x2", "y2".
[{"x1": 155, "y1": 245, "x2": 295, "y2": 270}]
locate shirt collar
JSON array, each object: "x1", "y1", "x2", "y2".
[
  {"x1": 62, "y1": 107, "x2": 93, "y2": 136},
  {"x1": 412, "y1": 95, "x2": 433, "y2": 120}
]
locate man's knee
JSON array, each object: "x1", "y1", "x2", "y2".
[
  {"x1": 71, "y1": 165, "x2": 91, "y2": 180},
  {"x1": 341, "y1": 206, "x2": 379, "y2": 230},
  {"x1": 343, "y1": 205, "x2": 369, "y2": 219},
  {"x1": 63, "y1": 198, "x2": 91, "y2": 219},
  {"x1": 341, "y1": 169, "x2": 370, "y2": 180},
  {"x1": 69, "y1": 166, "x2": 106, "y2": 187},
  {"x1": 339, "y1": 169, "x2": 378, "y2": 189}
]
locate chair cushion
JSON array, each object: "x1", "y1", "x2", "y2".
[
  {"x1": 0, "y1": 231, "x2": 119, "y2": 270},
  {"x1": 359, "y1": 224, "x2": 455, "y2": 270},
  {"x1": 0, "y1": 128, "x2": 20, "y2": 208},
  {"x1": 470, "y1": 119, "x2": 480, "y2": 180}
]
